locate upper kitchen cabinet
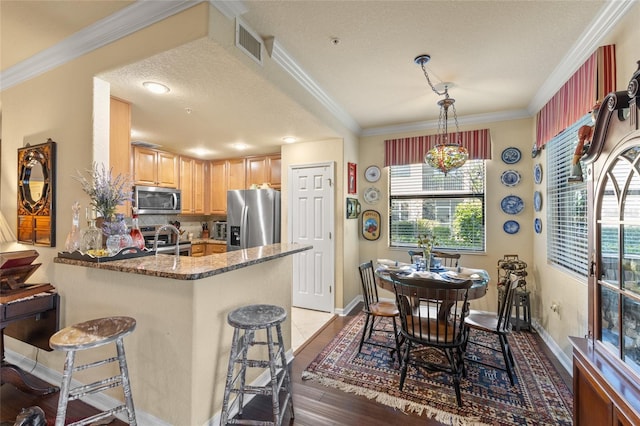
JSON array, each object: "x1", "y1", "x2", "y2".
[
  {"x1": 110, "y1": 97, "x2": 132, "y2": 216},
  {"x1": 180, "y1": 156, "x2": 206, "y2": 215},
  {"x1": 133, "y1": 146, "x2": 178, "y2": 188},
  {"x1": 209, "y1": 158, "x2": 245, "y2": 215},
  {"x1": 246, "y1": 154, "x2": 281, "y2": 190}
]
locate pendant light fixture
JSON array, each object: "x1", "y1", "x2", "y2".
[{"x1": 415, "y1": 54, "x2": 468, "y2": 175}]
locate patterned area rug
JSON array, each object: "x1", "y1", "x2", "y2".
[{"x1": 302, "y1": 312, "x2": 573, "y2": 426}]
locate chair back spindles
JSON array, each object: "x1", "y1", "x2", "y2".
[
  {"x1": 432, "y1": 251, "x2": 461, "y2": 268},
  {"x1": 497, "y1": 274, "x2": 521, "y2": 333},
  {"x1": 358, "y1": 261, "x2": 380, "y2": 311}
]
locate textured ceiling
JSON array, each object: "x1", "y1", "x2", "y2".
[{"x1": 1, "y1": 0, "x2": 616, "y2": 159}]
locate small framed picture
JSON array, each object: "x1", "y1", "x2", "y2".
[
  {"x1": 346, "y1": 198, "x2": 361, "y2": 219},
  {"x1": 362, "y1": 210, "x2": 381, "y2": 241},
  {"x1": 348, "y1": 162, "x2": 357, "y2": 194}
]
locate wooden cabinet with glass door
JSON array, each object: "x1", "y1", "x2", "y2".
[
  {"x1": 571, "y1": 63, "x2": 640, "y2": 426},
  {"x1": 180, "y1": 156, "x2": 206, "y2": 214},
  {"x1": 133, "y1": 146, "x2": 178, "y2": 188}
]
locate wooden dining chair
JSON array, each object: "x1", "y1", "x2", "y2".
[
  {"x1": 463, "y1": 273, "x2": 522, "y2": 386},
  {"x1": 358, "y1": 261, "x2": 402, "y2": 365},
  {"x1": 432, "y1": 250, "x2": 461, "y2": 268},
  {"x1": 389, "y1": 273, "x2": 472, "y2": 407},
  {"x1": 407, "y1": 250, "x2": 421, "y2": 264}
]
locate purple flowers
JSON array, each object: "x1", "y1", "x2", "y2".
[{"x1": 74, "y1": 163, "x2": 133, "y2": 221}]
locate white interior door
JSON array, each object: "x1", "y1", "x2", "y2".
[{"x1": 289, "y1": 163, "x2": 335, "y2": 312}]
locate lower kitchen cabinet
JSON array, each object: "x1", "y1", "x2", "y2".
[
  {"x1": 206, "y1": 243, "x2": 226, "y2": 255},
  {"x1": 191, "y1": 243, "x2": 205, "y2": 257}
]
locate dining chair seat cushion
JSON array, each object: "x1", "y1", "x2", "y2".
[
  {"x1": 405, "y1": 315, "x2": 457, "y2": 343},
  {"x1": 369, "y1": 301, "x2": 399, "y2": 317},
  {"x1": 465, "y1": 312, "x2": 501, "y2": 332}
]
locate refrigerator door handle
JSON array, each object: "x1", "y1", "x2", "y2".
[{"x1": 240, "y1": 205, "x2": 249, "y2": 248}]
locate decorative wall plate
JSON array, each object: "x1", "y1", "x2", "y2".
[
  {"x1": 362, "y1": 210, "x2": 381, "y2": 240},
  {"x1": 503, "y1": 220, "x2": 520, "y2": 234},
  {"x1": 363, "y1": 187, "x2": 381, "y2": 204},
  {"x1": 364, "y1": 165, "x2": 381, "y2": 182},
  {"x1": 500, "y1": 170, "x2": 521, "y2": 187},
  {"x1": 534, "y1": 191, "x2": 542, "y2": 211},
  {"x1": 534, "y1": 218, "x2": 542, "y2": 234},
  {"x1": 500, "y1": 195, "x2": 524, "y2": 215},
  {"x1": 534, "y1": 163, "x2": 543, "y2": 184},
  {"x1": 501, "y1": 147, "x2": 522, "y2": 164}
]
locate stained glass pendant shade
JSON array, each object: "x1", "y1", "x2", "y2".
[{"x1": 415, "y1": 54, "x2": 468, "y2": 174}]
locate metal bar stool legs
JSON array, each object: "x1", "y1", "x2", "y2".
[
  {"x1": 220, "y1": 304, "x2": 293, "y2": 426},
  {"x1": 49, "y1": 317, "x2": 137, "y2": 426}
]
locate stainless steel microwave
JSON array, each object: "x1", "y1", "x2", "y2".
[{"x1": 134, "y1": 186, "x2": 181, "y2": 215}]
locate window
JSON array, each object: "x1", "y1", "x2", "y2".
[
  {"x1": 546, "y1": 113, "x2": 593, "y2": 275},
  {"x1": 389, "y1": 161, "x2": 485, "y2": 251}
]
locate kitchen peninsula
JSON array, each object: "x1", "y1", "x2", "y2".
[{"x1": 52, "y1": 243, "x2": 311, "y2": 425}]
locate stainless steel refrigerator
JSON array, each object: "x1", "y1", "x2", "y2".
[{"x1": 227, "y1": 189, "x2": 281, "y2": 251}]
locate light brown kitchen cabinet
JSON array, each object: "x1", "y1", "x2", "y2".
[
  {"x1": 227, "y1": 158, "x2": 246, "y2": 190},
  {"x1": 206, "y1": 243, "x2": 226, "y2": 255},
  {"x1": 246, "y1": 154, "x2": 281, "y2": 189},
  {"x1": 110, "y1": 97, "x2": 132, "y2": 216},
  {"x1": 133, "y1": 146, "x2": 178, "y2": 188},
  {"x1": 180, "y1": 156, "x2": 206, "y2": 214},
  {"x1": 209, "y1": 160, "x2": 227, "y2": 215},
  {"x1": 191, "y1": 243, "x2": 205, "y2": 257}
]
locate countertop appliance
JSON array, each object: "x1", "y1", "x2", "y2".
[
  {"x1": 140, "y1": 225, "x2": 191, "y2": 256},
  {"x1": 227, "y1": 189, "x2": 280, "y2": 251},
  {"x1": 213, "y1": 221, "x2": 227, "y2": 241},
  {"x1": 134, "y1": 186, "x2": 181, "y2": 215}
]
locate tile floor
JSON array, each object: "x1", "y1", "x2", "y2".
[{"x1": 291, "y1": 307, "x2": 335, "y2": 352}]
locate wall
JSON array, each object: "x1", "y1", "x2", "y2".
[
  {"x1": 359, "y1": 117, "x2": 534, "y2": 312},
  {"x1": 532, "y1": 2, "x2": 640, "y2": 361}
]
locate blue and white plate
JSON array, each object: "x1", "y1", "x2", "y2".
[
  {"x1": 503, "y1": 220, "x2": 520, "y2": 234},
  {"x1": 534, "y1": 191, "x2": 542, "y2": 211},
  {"x1": 500, "y1": 195, "x2": 524, "y2": 215},
  {"x1": 534, "y1": 218, "x2": 542, "y2": 234},
  {"x1": 501, "y1": 170, "x2": 521, "y2": 187},
  {"x1": 501, "y1": 147, "x2": 522, "y2": 164},
  {"x1": 534, "y1": 163, "x2": 543, "y2": 184}
]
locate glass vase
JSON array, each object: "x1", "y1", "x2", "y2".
[
  {"x1": 422, "y1": 249, "x2": 431, "y2": 271},
  {"x1": 65, "y1": 202, "x2": 82, "y2": 252}
]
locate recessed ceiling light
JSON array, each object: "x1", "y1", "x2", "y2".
[
  {"x1": 233, "y1": 143, "x2": 249, "y2": 150},
  {"x1": 142, "y1": 81, "x2": 170, "y2": 94},
  {"x1": 282, "y1": 137, "x2": 297, "y2": 144}
]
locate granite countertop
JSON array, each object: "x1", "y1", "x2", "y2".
[{"x1": 54, "y1": 243, "x2": 312, "y2": 280}]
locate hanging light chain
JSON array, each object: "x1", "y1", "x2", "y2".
[{"x1": 419, "y1": 60, "x2": 448, "y2": 97}]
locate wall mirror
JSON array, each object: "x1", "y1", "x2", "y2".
[{"x1": 17, "y1": 138, "x2": 56, "y2": 246}]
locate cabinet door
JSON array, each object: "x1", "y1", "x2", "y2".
[
  {"x1": 180, "y1": 157, "x2": 194, "y2": 213},
  {"x1": 269, "y1": 155, "x2": 281, "y2": 189},
  {"x1": 227, "y1": 158, "x2": 246, "y2": 190},
  {"x1": 191, "y1": 243, "x2": 205, "y2": 257},
  {"x1": 206, "y1": 244, "x2": 226, "y2": 255},
  {"x1": 209, "y1": 160, "x2": 227, "y2": 214},
  {"x1": 133, "y1": 147, "x2": 158, "y2": 186},
  {"x1": 110, "y1": 97, "x2": 132, "y2": 216},
  {"x1": 157, "y1": 151, "x2": 178, "y2": 188},
  {"x1": 247, "y1": 156, "x2": 268, "y2": 188},
  {"x1": 193, "y1": 159, "x2": 206, "y2": 214}
]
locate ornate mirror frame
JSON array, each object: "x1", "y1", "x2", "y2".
[{"x1": 17, "y1": 138, "x2": 56, "y2": 246}]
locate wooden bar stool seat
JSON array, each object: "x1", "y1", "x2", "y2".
[
  {"x1": 49, "y1": 316, "x2": 137, "y2": 426},
  {"x1": 220, "y1": 304, "x2": 293, "y2": 425}
]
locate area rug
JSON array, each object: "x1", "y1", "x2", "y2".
[{"x1": 302, "y1": 312, "x2": 573, "y2": 426}]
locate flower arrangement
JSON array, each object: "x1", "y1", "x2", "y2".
[
  {"x1": 74, "y1": 162, "x2": 133, "y2": 223},
  {"x1": 417, "y1": 230, "x2": 437, "y2": 254}
]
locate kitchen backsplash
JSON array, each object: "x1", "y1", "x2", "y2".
[{"x1": 130, "y1": 214, "x2": 226, "y2": 240}]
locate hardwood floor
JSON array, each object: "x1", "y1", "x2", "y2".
[{"x1": 1, "y1": 306, "x2": 572, "y2": 425}]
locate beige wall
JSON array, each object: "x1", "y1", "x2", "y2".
[{"x1": 359, "y1": 117, "x2": 535, "y2": 312}]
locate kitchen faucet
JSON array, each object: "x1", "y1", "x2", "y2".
[{"x1": 154, "y1": 224, "x2": 181, "y2": 257}]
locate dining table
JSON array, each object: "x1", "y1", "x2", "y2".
[{"x1": 374, "y1": 259, "x2": 490, "y2": 303}]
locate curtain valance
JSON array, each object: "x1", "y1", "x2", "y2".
[
  {"x1": 535, "y1": 45, "x2": 616, "y2": 148},
  {"x1": 384, "y1": 129, "x2": 491, "y2": 167}
]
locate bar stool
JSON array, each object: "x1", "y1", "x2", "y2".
[
  {"x1": 49, "y1": 316, "x2": 137, "y2": 426},
  {"x1": 220, "y1": 304, "x2": 293, "y2": 425}
]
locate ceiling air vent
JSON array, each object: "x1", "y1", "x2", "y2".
[
  {"x1": 235, "y1": 19, "x2": 263, "y2": 66},
  {"x1": 131, "y1": 140, "x2": 161, "y2": 149}
]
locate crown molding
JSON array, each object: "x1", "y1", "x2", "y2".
[
  {"x1": 528, "y1": 0, "x2": 635, "y2": 114},
  {"x1": 0, "y1": 0, "x2": 201, "y2": 91},
  {"x1": 361, "y1": 109, "x2": 531, "y2": 137},
  {"x1": 266, "y1": 37, "x2": 362, "y2": 135},
  {"x1": 209, "y1": 0, "x2": 248, "y2": 19}
]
